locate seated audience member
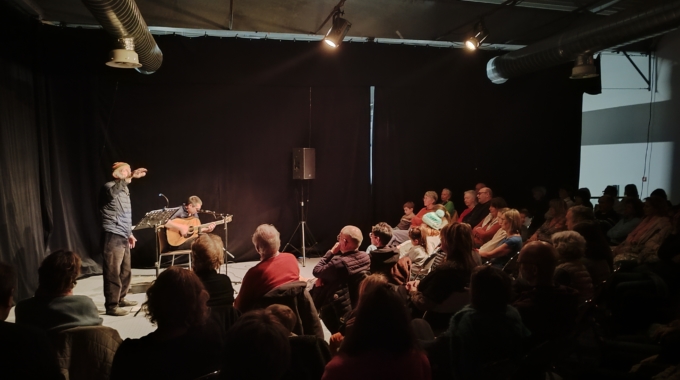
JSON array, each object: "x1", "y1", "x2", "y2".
[
  {"x1": 463, "y1": 187, "x2": 492, "y2": 228},
  {"x1": 566, "y1": 205, "x2": 596, "y2": 230},
  {"x1": 222, "y1": 309, "x2": 291, "y2": 380},
  {"x1": 479, "y1": 209, "x2": 523, "y2": 268},
  {"x1": 367, "y1": 222, "x2": 400, "y2": 282},
  {"x1": 479, "y1": 208, "x2": 510, "y2": 254},
  {"x1": 447, "y1": 266, "x2": 530, "y2": 380},
  {"x1": 624, "y1": 184, "x2": 640, "y2": 201},
  {"x1": 266, "y1": 304, "x2": 297, "y2": 336},
  {"x1": 404, "y1": 226, "x2": 429, "y2": 272},
  {"x1": 512, "y1": 242, "x2": 579, "y2": 347},
  {"x1": 519, "y1": 208, "x2": 531, "y2": 241},
  {"x1": 192, "y1": 234, "x2": 234, "y2": 308},
  {"x1": 421, "y1": 208, "x2": 448, "y2": 253},
  {"x1": 322, "y1": 284, "x2": 431, "y2": 380},
  {"x1": 572, "y1": 221, "x2": 613, "y2": 284},
  {"x1": 559, "y1": 187, "x2": 576, "y2": 208},
  {"x1": 394, "y1": 201, "x2": 415, "y2": 230},
  {"x1": 527, "y1": 186, "x2": 549, "y2": 237},
  {"x1": 613, "y1": 196, "x2": 672, "y2": 265},
  {"x1": 234, "y1": 224, "x2": 300, "y2": 313},
  {"x1": 0, "y1": 262, "x2": 62, "y2": 380},
  {"x1": 391, "y1": 191, "x2": 439, "y2": 245},
  {"x1": 15, "y1": 250, "x2": 102, "y2": 332},
  {"x1": 457, "y1": 190, "x2": 477, "y2": 223},
  {"x1": 595, "y1": 194, "x2": 621, "y2": 234},
  {"x1": 472, "y1": 197, "x2": 507, "y2": 248},
  {"x1": 528, "y1": 198, "x2": 568, "y2": 242},
  {"x1": 574, "y1": 187, "x2": 594, "y2": 209},
  {"x1": 311, "y1": 226, "x2": 371, "y2": 310},
  {"x1": 600, "y1": 185, "x2": 621, "y2": 212},
  {"x1": 407, "y1": 223, "x2": 478, "y2": 313},
  {"x1": 440, "y1": 188, "x2": 456, "y2": 218},
  {"x1": 111, "y1": 267, "x2": 222, "y2": 380},
  {"x1": 552, "y1": 231, "x2": 594, "y2": 303},
  {"x1": 607, "y1": 197, "x2": 643, "y2": 245}
]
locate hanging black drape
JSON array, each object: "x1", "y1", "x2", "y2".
[{"x1": 1, "y1": 2, "x2": 582, "y2": 301}]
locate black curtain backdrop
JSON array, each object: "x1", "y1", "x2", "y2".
[{"x1": 1, "y1": 3, "x2": 582, "y2": 301}]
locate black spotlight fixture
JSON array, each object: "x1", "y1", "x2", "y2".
[
  {"x1": 324, "y1": 12, "x2": 352, "y2": 48},
  {"x1": 465, "y1": 21, "x2": 489, "y2": 51}
]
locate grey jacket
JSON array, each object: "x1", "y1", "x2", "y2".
[{"x1": 100, "y1": 180, "x2": 132, "y2": 238}]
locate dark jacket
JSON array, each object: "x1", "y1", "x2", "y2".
[
  {"x1": 464, "y1": 202, "x2": 490, "y2": 228},
  {"x1": 369, "y1": 246, "x2": 400, "y2": 282},
  {"x1": 256, "y1": 281, "x2": 325, "y2": 339},
  {"x1": 100, "y1": 180, "x2": 132, "y2": 238}
]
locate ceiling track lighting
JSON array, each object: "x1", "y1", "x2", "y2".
[
  {"x1": 324, "y1": 12, "x2": 352, "y2": 48},
  {"x1": 570, "y1": 54, "x2": 599, "y2": 79},
  {"x1": 106, "y1": 37, "x2": 142, "y2": 69},
  {"x1": 465, "y1": 21, "x2": 489, "y2": 51}
]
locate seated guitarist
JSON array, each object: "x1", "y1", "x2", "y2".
[{"x1": 165, "y1": 196, "x2": 216, "y2": 251}]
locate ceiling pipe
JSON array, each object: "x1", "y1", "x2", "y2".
[
  {"x1": 81, "y1": 0, "x2": 163, "y2": 74},
  {"x1": 487, "y1": 0, "x2": 680, "y2": 84}
]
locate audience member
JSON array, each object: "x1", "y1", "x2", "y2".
[
  {"x1": 367, "y1": 222, "x2": 400, "y2": 282},
  {"x1": 311, "y1": 226, "x2": 371, "y2": 310},
  {"x1": 479, "y1": 208, "x2": 510, "y2": 254},
  {"x1": 404, "y1": 226, "x2": 429, "y2": 272},
  {"x1": 407, "y1": 223, "x2": 478, "y2": 313},
  {"x1": 192, "y1": 234, "x2": 235, "y2": 308},
  {"x1": 266, "y1": 304, "x2": 298, "y2": 336},
  {"x1": 111, "y1": 266, "x2": 222, "y2": 380},
  {"x1": 527, "y1": 185, "x2": 550, "y2": 237},
  {"x1": 595, "y1": 194, "x2": 621, "y2": 234},
  {"x1": 552, "y1": 231, "x2": 594, "y2": 303},
  {"x1": 559, "y1": 187, "x2": 575, "y2": 208},
  {"x1": 0, "y1": 262, "x2": 62, "y2": 380},
  {"x1": 512, "y1": 242, "x2": 579, "y2": 347},
  {"x1": 519, "y1": 208, "x2": 531, "y2": 241},
  {"x1": 412, "y1": 191, "x2": 439, "y2": 227},
  {"x1": 395, "y1": 201, "x2": 415, "y2": 230},
  {"x1": 624, "y1": 184, "x2": 639, "y2": 200},
  {"x1": 440, "y1": 188, "x2": 456, "y2": 218},
  {"x1": 234, "y1": 224, "x2": 300, "y2": 312},
  {"x1": 479, "y1": 209, "x2": 523, "y2": 268},
  {"x1": 566, "y1": 205, "x2": 595, "y2": 230},
  {"x1": 572, "y1": 221, "x2": 613, "y2": 284},
  {"x1": 463, "y1": 187, "x2": 492, "y2": 228},
  {"x1": 613, "y1": 196, "x2": 672, "y2": 264},
  {"x1": 457, "y1": 190, "x2": 477, "y2": 223},
  {"x1": 421, "y1": 209, "x2": 447, "y2": 253},
  {"x1": 475, "y1": 183, "x2": 486, "y2": 192},
  {"x1": 601, "y1": 185, "x2": 621, "y2": 213},
  {"x1": 472, "y1": 197, "x2": 507, "y2": 248},
  {"x1": 447, "y1": 266, "x2": 530, "y2": 380},
  {"x1": 15, "y1": 250, "x2": 102, "y2": 332},
  {"x1": 607, "y1": 197, "x2": 643, "y2": 245},
  {"x1": 574, "y1": 188, "x2": 594, "y2": 209},
  {"x1": 322, "y1": 284, "x2": 431, "y2": 380},
  {"x1": 527, "y1": 198, "x2": 568, "y2": 242},
  {"x1": 222, "y1": 309, "x2": 291, "y2": 380}
]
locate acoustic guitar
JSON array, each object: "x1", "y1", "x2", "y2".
[{"x1": 166, "y1": 216, "x2": 232, "y2": 247}]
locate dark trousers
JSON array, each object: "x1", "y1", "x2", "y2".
[{"x1": 102, "y1": 232, "x2": 132, "y2": 311}]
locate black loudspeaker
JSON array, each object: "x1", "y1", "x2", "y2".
[{"x1": 292, "y1": 148, "x2": 315, "y2": 180}]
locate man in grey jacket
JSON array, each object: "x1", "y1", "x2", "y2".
[{"x1": 100, "y1": 162, "x2": 147, "y2": 316}]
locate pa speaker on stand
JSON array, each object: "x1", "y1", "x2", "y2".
[{"x1": 284, "y1": 148, "x2": 318, "y2": 266}]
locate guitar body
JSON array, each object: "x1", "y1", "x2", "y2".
[{"x1": 166, "y1": 216, "x2": 231, "y2": 247}]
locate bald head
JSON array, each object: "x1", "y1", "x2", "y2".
[
  {"x1": 477, "y1": 187, "x2": 493, "y2": 204},
  {"x1": 518, "y1": 241, "x2": 557, "y2": 286}
]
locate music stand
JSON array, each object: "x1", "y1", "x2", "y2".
[{"x1": 133, "y1": 207, "x2": 179, "y2": 277}]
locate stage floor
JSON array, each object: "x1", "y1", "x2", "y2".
[{"x1": 6, "y1": 257, "x2": 328, "y2": 340}]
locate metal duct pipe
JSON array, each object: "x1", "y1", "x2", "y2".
[
  {"x1": 487, "y1": 0, "x2": 680, "y2": 84},
  {"x1": 81, "y1": 0, "x2": 162, "y2": 74}
]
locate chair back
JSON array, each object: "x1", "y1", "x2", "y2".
[
  {"x1": 50, "y1": 326, "x2": 123, "y2": 380},
  {"x1": 257, "y1": 281, "x2": 324, "y2": 338},
  {"x1": 158, "y1": 227, "x2": 171, "y2": 253}
]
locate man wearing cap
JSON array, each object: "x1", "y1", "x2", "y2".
[{"x1": 100, "y1": 162, "x2": 147, "y2": 316}]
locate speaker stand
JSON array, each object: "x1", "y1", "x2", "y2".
[{"x1": 283, "y1": 181, "x2": 317, "y2": 267}]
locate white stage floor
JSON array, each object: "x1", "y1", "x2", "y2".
[{"x1": 6, "y1": 257, "x2": 326, "y2": 340}]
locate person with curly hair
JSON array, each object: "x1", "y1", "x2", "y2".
[
  {"x1": 15, "y1": 250, "x2": 102, "y2": 332},
  {"x1": 191, "y1": 234, "x2": 234, "y2": 308},
  {"x1": 110, "y1": 266, "x2": 222, "y2": 380}
]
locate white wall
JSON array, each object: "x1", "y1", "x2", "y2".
[{"x1": 580, "y1": 28, "x2": 680, "y2": 203}]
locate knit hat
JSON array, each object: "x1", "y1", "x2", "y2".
[
  {"x1": 422, "y1": 209, "x2": 446, "y2": 230},
  {"x1": 112, "y1": 162, "x2": 130, "y2": 179}
]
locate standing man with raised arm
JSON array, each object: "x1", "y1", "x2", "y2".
[{"x1": 100, "y1": 162, "x2": 147, "y2": 316}]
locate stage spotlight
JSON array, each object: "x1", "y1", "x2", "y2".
[
  {"x1": 324, "y1": 15, "x2": 352, "y2": 48},
  {"x1": 106, "y1": 37, "x2": 142, "y2": 69},
  {"x1": 570, "y1": 54, "x2": 599, "y2": 79},
  {"x1": 465, "y1": 22, "x2": 489, "y2": 51}
]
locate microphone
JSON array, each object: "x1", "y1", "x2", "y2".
[
  {"x1": 200, "y1": 209, "x2": 216, "y2": 215},
  {"x1": 158, "y1": 193, "x2": 169, "y2": 209}
]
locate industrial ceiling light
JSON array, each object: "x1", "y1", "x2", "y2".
[
  {"x1": 570, "y1": 54, "x2": 599, "y2": 79},
  {"x1": 106, "y1": 37, "x2": 142, "y2": 69},
  {"x1": 324, "y1": 13, "x2": 352, "y2": 48},
  {"x1": 465, "y1": 21, "x2": 489, "y2": 51}
]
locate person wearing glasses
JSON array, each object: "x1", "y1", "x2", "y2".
[
  {"x1": 311, "y1": 226, "x2": 371, "y2": 310},
  {"x1": 463, "y1": 187, "x2": 493, "y2": 228}
]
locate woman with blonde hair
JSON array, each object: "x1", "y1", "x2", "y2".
[
  {"x1": 552, "y1": 231, "x2": 594, "y2": 303},
  {"x1": 191, "y1": 234, "x2": 235, "y2": 309},
  {"x1": 480, "y1": 209, "x2": 523, "y2": 268}
]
